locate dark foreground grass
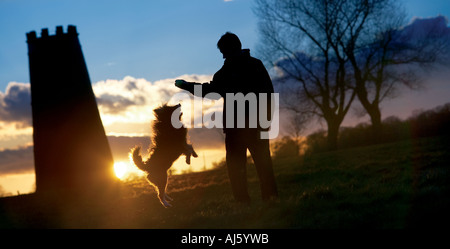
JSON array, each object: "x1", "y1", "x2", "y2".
[{"x1": 1, "y1": 136, "x2": 449, "y2": 228}]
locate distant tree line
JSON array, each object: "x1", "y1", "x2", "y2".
[
  {"x1": 271, "y1": 102, "x2": 450, "y2": 157},
  {"x1": 304, "y1": 102, "x2": 450, "y2": 154}
]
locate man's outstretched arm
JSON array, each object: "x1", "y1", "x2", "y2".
[
  {"x1": 175, "y1": 79, "x2": 222, "y2": 99},
  {"x1": 175, "y1": 79, "x2": 199, "y2": 94}
]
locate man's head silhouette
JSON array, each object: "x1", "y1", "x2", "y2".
[{"x1": 217, "y1": 32, "x2": 242, "y2": 59}]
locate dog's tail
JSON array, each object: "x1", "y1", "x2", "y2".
[{"x1": 131, "y1": 146, "x2": 149, "y2": 173}]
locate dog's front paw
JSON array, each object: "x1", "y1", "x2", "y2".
[{"x1": 192, "y1": 149, "x2": 198, "y2": 158}]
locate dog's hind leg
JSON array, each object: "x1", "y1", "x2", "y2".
[
  {"x1": 158, "y1": 189, "x2": 172, "y2": 208},
  {"x1": 148, "y1": 173, "x2": 172, "y2": 208},
  {"x1": 157, "y1": 176, "x2": 172, "y2": 208},
  {"x1": 165, "y1": 193, "x2": 173, "y2": 202}
]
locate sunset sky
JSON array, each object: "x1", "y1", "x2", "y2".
[{"x1": 1, "y1": 0, "x2": 450, "y2": 196}]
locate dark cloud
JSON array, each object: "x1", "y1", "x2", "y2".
[
  {"x1": 276, "y1": 16, "x2": 450, "y2": 80},
  {"x1": 0, "y1": 145, "x2": 34, "y2": 175},
  {"x1": 96, "y1": 93, "x2": 145, "y2": 114},
  {"x1": 125, "y1": 80, "x2": 138, "y2": 91},
  {"x1": 400, "y1": 16, "x2": 450, "y2": 43},
  {"x1": 0, "y1": 82, "x2": 32, "y2": 128}
]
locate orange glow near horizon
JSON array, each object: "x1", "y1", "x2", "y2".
[
  {"x1": 0, "y1": 173, "x2": 35, "y2": 197},
  {"x1": 113, "y1": 161, "x2": 145, "y2": 180},
  {"x1": 112, "y1": 148, "x2": 226, "y2": 181},
  {"x1": 0, "y1": 148, "x2": 225, "y2": 197}
]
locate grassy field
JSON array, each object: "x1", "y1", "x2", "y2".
[{"x1": 0, "y1": 136, "x2": 449, "y2": 229}]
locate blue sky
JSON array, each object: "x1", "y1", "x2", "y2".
[
  {"x1": 0, "y1": 0, "x2": 259, "y2": 87},
  {"x1": 0, "y1": 0, "x2": 450, "y2": 89}
]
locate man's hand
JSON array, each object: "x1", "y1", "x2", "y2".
[{"x1": 175, "y1": 79, "x2": 187, "y2": 88}]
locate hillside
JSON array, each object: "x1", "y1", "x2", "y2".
[{"x1": 1, "y1": 136, "x2": 449, "y2": 229}]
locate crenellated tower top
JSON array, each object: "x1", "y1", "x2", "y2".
[{"x1": 26, "y1": 25, "x2": 78, "y2": 42}]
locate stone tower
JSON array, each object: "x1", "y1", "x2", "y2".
[{"x1": 27, "y1": 25, "x2": 117, "y2": 196}]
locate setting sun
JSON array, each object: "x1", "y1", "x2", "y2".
[
  {"x1": 113, "y1": 161, "x2": 146, "y2": 180},
  {"x1": 114, "y1": 162, "x2": 128, "y2": 179}
]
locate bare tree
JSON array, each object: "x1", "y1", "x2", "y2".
[
  {"x1": 255, "y1": 0, "x2": 387, "y2": 150},
  {"x1": 256, "y1": 0, "x2": 450, "y2": 149},
  {"x1": 275, "y1": 77, "x2": 313, "y2": 138},
  {"x1": 348, "y1": 14, "x2": 450, "y2": 139}
]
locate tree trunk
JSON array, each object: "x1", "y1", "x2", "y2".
[
  {"x1": 355, "y1": 86, "x2": 383, "y2": 143},
  {"x1": 326, "y1": 119, "x2": 340, "y2": 151},
  {"x1": 367, "y1": 106, "x2": 383, "y2": 143}
]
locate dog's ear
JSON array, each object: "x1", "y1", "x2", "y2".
[
  {"x1": 154, "y1": 103, "x2": 169, "y2": 113},
  {"x1": 169, "y1": 104, "x2": 181, "y2": 114},
  {"x1": 169, "y1": 103, "x2": 181, "y2": 111},
  {"x1": 153, "y1": 105, "x2": 165, "y2": 119}
]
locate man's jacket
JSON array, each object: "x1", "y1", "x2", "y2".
[{"x1": 181, "y1": 49, "x2": 274, "y2": 133}]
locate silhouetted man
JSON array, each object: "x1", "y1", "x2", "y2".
[{"x1": 175, "y1": 32, "x2": 278, "y2": 203}]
